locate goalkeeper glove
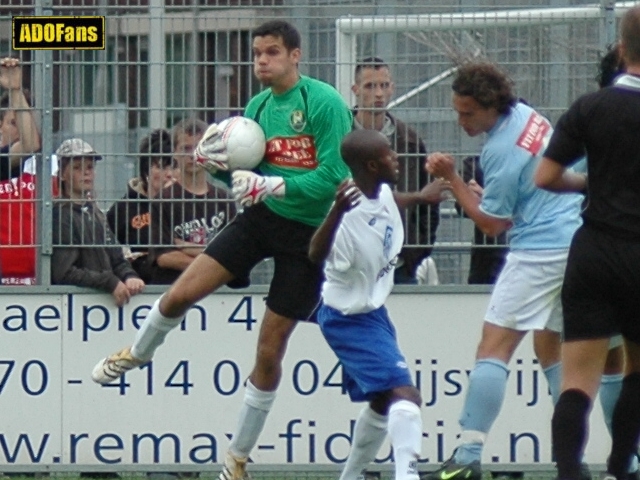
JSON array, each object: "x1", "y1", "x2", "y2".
[
  {"x1": 194, "y1": 123, "x2": 229, "y2": 173},
  {"x1": 232, "y1": 170, "x2": 285, "y2": 207}
]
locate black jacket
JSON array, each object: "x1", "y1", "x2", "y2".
[
  {"x1": 149, "y1": 182, "x2": 235, "y2": 284},
  {"x1": 52, "y1": 199, "x2": 139, "y2": 292},
  {"x1": 106, "y1": 178, "x2": 155, "y2": 282}
]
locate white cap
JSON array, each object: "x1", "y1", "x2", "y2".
[{"x1": 55, "y1": 138, "x2": 102, "y2": 159}]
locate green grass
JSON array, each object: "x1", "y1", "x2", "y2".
[{"x1": 0, "y1": 473, "x2": 565, "y2": 480}]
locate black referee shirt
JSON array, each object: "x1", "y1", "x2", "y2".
[{"x1": 544, "y1": 74, "x2": 640, "y2": 238}]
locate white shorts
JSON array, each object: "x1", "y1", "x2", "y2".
[{"x1": 485, "y1": 250, "x2": 569, "y2": 332}]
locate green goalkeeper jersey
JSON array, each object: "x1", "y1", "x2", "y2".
[{"x1": 242, "y1": 75, "x2": 352, "y2": 227}]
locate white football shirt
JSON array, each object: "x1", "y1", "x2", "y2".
[{"x1": 321, "y1": 183, "x2": 404, "y2": 315}]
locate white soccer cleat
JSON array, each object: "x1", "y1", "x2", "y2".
[
  {"x1": 218, "y1": 452, "x2": 251, "y2": 480},
  {"x1": 91, "y1": 346, "x2": 145, "y2": 384}
]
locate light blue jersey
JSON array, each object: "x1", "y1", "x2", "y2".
[
  {"x1": 480, "y1": 102, "x2": 583, "y2": 250},
  {"x1": 572, "y1": 157, "x2": 587, "y2": 174}
]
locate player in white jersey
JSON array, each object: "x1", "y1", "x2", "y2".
[
  {"x1": 309, "y1": 129, "x2": 447, "y2": 480},
  {"x1": 424, "y1": 62, "x2": 584, "y2": 480}
]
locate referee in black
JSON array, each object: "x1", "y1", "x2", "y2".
[{"x1": 534, "y1": 5, "x2": 640, "y2": 480}]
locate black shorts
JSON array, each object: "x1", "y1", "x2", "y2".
[
  {"x1": 205, "y1": 203, "x2": 323, "y2": 320},
  {"x1": 562, "y1": 224, "x2": 640, "y2": 343}
]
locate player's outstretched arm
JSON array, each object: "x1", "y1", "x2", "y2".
[
  {"x1": 308, "y1": 180, "x2": 361, "y2": 265},
  {"x1": 393, "y1": 178, "x2": 451, "y2": 209}
]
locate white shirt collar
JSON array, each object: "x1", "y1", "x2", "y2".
[{"x1": 614, "y1": 74, "x2": 640, "y2": 91}]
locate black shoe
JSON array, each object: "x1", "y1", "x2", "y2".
[
  {"x1": 422, "y1": 453, "x2": 482, "y2": 480},
  {"x1": 490, "y1": 472, "x2": 524, "y2": 480}
]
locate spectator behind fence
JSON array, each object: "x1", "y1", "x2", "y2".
[
  {"x1": 458, "y1": 155, "x2": 508, "y2": 284},
  {"x1": 352, "y1": 57, "x2": 442, "y2": 284},
  {"x1": 107, "y1": 129, "x2": 174, "y2": 283},
  {"x1": 0, "y1": 57, "x2": 42, "y2": 285},
  {"x1": 51, "y1": 138, "x2": 145, "y2": 306},
  {"x1": 148, "y1": 118, "x2": 236, "y2": 285}
]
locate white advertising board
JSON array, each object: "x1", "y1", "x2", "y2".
[{"x1": 0, "y1": 292, "x2": 610, "y2": 469}]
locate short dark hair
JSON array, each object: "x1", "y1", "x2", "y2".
[
  {"x1": 452, "y1": 63, "x2": 516, "y2": 115},
  {"x1": 138, "y1": 129, "x2": 173, "y2": 190},
  {"x1": 171, "y1": 118, "x2": 208, "y2": 147},
  {"x1": 0, "y1": 89, "x2": 32, "y2": 122},
  {"x1": 252, "y1": 20, "x2": 301, "y2": 51},
  {"x1": 354, "y1": 57, "x2": 389, "y2": 82},
  {"x1": 597, "y1": 43, "x2": 626, "y2": 88},
  {"x1": 340, "y1": 129, "x2": 387, "y2": 174}
]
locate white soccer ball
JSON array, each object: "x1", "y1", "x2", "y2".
[{"x1": 197, "y1": 116, "x2": 266, "y2": 171}]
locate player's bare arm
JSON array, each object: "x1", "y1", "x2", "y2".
[
  {"x1": 156, "y1": 250, "x2": 198, "y2": 270},
  {"x1": 308, "y1": 180, "x2": 361, "y2": 264},
  {"x1": 427, "y1": 152, "x2": 511, "y2": 237},
  {"x1": 535, "y1": 157, "x2": 587, "y2": 193},
  {"x1": 393, "y1": 177, "x2": 451, "y2": 209},
  {"x1": 173, "y1": 238, "x2": 206, "y2": 257}
]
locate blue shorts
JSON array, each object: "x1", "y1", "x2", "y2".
[{"x1": 316, "y1": 304, "x2": 414, "y2": 402}]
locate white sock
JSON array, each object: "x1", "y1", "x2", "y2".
[
  {"x1": 388, "y1": 400, "x2": 422, "y2": 480},
  {"x1": 229, "y1": 380, "x2": 276, "y2": 458},
  {"x1": 339, "y1": 407, "x2": 388, "y2": 480},
  {"x1": 131, "y1": 297, "x2": 184, "y2": 361}
]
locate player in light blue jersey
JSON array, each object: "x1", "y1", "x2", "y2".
[
  {"x1": 476, "y1": 101, "x2": 582, "y2": 249},
  {"x1": 424, "y1": 62, "x2": 583, "y2": 480}
]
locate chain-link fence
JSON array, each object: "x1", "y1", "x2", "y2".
[{"x1": 0, "y1": 0, "x2": 633, "y2": 288}]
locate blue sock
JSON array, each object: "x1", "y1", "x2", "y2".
[
  {"x1": 600, "y1": 373, "x2": 623, "y2": 435},
  {"x1": 543, "y1": 362, "x2": 562, "y2": 405},
  {"x1": 454, "y1": 359, "x2": 509, "y2": 465}
]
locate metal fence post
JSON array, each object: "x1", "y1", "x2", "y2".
[
  {"x1": 601, "y1": 0, "x2": 617, "y2": 51},
  {"x1": 34, "y1": 0, "x2": 54, "y2": 287},
  {"x1": 149, "y1": 0, "x2": 167, "y2": 129}
]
